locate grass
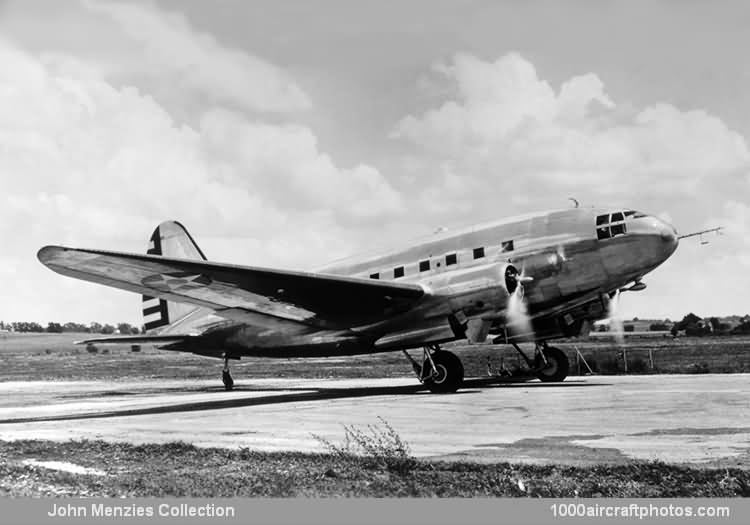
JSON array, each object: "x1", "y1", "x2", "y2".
[{"x1": 1, "y1": 438, "x2": 748, "y2": 497}]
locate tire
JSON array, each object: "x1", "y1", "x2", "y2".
[
  {"x1": 535, "y1": 346, "x2": 569, "y2": 382},
  {"x1": 424, "y1": 351, "x2": 464, "y2": 393}
]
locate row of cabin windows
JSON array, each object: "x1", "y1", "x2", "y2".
[{"x1": 368, "y1": 240, "x2": 514, "y2": 280}]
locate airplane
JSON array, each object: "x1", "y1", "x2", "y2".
[{"x1": 38, "y1": 206, "x2": 683, "y2": 393}]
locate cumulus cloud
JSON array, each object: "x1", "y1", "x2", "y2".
[
  {"x1": 393, "y1": 52, "x2": 750, "y2": 197},
  {"x1": 79, "y1": 0, "x2": 311, "y2": 113},
  {"x1": 0, "y1": 37, "x2": 401, "y2": 323}
]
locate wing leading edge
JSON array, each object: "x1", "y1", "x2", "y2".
[{"x1": 38, "y1": 246, "x2": 425, "y2": 329}]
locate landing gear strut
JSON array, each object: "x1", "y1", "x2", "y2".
[
  {"x1": 510, "y1": 342, "x2": 569, "y2": 382},
  {"x1": 403, "y1": 345, "x2": 464, "y2": 393},
  {"x1": 222, "y1": 354, "x2": 234, "y2": 391}
]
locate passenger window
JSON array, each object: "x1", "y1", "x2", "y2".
[
  {"x1": 596, "y1": 214, "x2": 609, "y2": 225},
  {"x1": 610, "y1": 223, "x2": 626, "y2": 236},
  {"x1": 445, "y1": 253, "x2": 457, "y2": 266},
  {"x1": 611, "y1": 212, "x2": 624, "y2": 222},
  {"x1": 394, "y1": 266, "x2": 404, "y2": 278},
  {"x1": 501, "y1": 240, "x2": 514, "y2": 252},
  {"x1": 419, "y1": 260, "x2": 430, "y2": 272},
  {"x1": 624, "y1": 211, "x2": 636, "y2": 218},
  {"x1": 473, "y1": 247, "x2": 485, "y2": 259},
  {"x1": 597, "y1": 227, "x2": 611, "y2": 240},
  {"x1": 369, "y1": 272, "x2": 379, "y2": 280}
]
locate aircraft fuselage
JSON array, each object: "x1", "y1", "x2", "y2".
[{"x1": 167, "y1": 206, "x2": 678, "y2": 358}]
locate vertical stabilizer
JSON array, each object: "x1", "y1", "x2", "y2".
[{"x1": 142, "y1": 221, "x2": 206, "y2": 332}]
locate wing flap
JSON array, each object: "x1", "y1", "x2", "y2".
[{"x1": 39, "y1": 246, "x2": 425, "y2": 329}]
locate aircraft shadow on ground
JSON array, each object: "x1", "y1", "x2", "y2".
[{"x1": 0, "y1": 377, "x2": 606, "y2": 425}]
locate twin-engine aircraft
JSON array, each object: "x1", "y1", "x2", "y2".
[{"x1": 38, "y1": 206, "x2": 681, "y2": 392}]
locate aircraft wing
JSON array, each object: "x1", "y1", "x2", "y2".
[{"x1": 38, "y1": 246, "x2": 425, "y2": 329}]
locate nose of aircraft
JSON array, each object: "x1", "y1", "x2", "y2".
[{"x1": 655, "y1": 217, "x2": 679, "y2": 257}]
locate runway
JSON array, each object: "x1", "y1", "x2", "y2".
[{"x1": 1, "y1": 374, "x2": 748, "y2": 467}]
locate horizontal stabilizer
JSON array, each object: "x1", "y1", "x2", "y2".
[{"x1": 75, "y1": 335, "x2": 194, "y2": 345}]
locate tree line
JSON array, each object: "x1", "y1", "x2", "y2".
[{"x1": 0, "y1": 321, "x2": 142, "y2": 334}]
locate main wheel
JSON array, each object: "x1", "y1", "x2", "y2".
[
  {"x1": 424, "y1": 351, "x2": 464, "y2": 393},
  {"x1": 535, "y1": 346, "x2": 569, "y2": 382}
]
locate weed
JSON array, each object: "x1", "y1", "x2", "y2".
[{"x1": 312, "y1": 417, "x2": 417, "y2": 474}]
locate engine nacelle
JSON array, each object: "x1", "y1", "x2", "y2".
[{"x1": 422, "y1": 262, "x2": 520, "y2": 318}]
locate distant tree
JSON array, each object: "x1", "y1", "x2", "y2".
[
  {"x1": 676, "y1": 313, "x2": 702, "y2": 330},
  {"x1": 12, "y1": 321, "x2": 45, "y2": 332},
  {"x1": 686, "y1": 324, "x2": 710, "y2": 337},
  {"x1": 117, "y1": 323, "x2": 140, "y2": 335},
  {"x1": 731, "y1": 321, "x2": 750, "y2": 334},
  {"x1": 46, "y1": 322, "x2": 63, "y2": 333},
  {"x1": 89, "y1": 322, "x2": 103, "y2": 333},
  {"x1": 633, "y1": 317, "x2": 639, "y2": 321},
  {"x1": 708, "y1": 317, "x2": 721, "y2": 332},
  {"x1": 63, "y1": 322, "x2": 89, "y2": 333},
  {"x1": 101, "y1": 324, "x2": 116, "y2": 335}
]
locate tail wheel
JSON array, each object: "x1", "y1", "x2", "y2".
[
  {"x1": 222, "y1": 370, "x2": 234, "y2": 391},
  {"x1": 424, "y1": 351, "x2": 464, "y2": 393},
  {"x1": 535, "y1": 346, "x2": 569, "y2": 382}
]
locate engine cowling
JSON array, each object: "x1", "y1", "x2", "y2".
[{"x1": 422, "y1": 262, "x2": 520, "y2": 319}]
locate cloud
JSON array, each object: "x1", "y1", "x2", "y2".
[
  {"x1": 79, "y1": 0, "x2": 311, "y2": 113},
  {"x1": 393, "y1": 52, "x2": 750, "y2": 198},
  {"x1": 0, "y1": 37, "x2": 400, "y2": 323}
]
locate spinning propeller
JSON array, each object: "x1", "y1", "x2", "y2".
[
  {"x1": 505, "y1": 265, "x2": 535, "y2": 339},
  {"x1": 606, "y1": 289, "x2": 625, "y2": 345}
]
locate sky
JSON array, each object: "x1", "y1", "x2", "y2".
[{"x1": 1, "y1": 0, "x2": 749, "y2": 325}]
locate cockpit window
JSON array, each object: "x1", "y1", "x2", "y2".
[{"x1": 596, "y1": 211, "x2": 628, "y2": 240}]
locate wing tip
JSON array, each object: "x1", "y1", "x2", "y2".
[{"x1": 37, "y1": 245, "x2": 66, "y2": 265}]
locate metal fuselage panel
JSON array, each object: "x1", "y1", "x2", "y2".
[{"x1": 177, "y1": 207, "x2": 678, "y2": 357}]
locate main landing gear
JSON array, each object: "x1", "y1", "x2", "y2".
[
  {"x1": 222, "y1": 353, "x2": 234, "y2": 391},
  {"x1": 403, "y1": 345, "x2": 464, "y2": 393},
  {"x1": 510, "y1": 342, "x2": 569, "y2": 382}
]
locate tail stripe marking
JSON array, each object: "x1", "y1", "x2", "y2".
[
  {"x1": 142, "y1": 304, "x2": 163, "y2": 316},
  {"x1": 142, "y1": 227, "x2": 170, "y2": 330}
]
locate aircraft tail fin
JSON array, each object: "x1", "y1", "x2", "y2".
[{"x1": 142, "y1": 221, "x2": 206, "y2": 333}]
